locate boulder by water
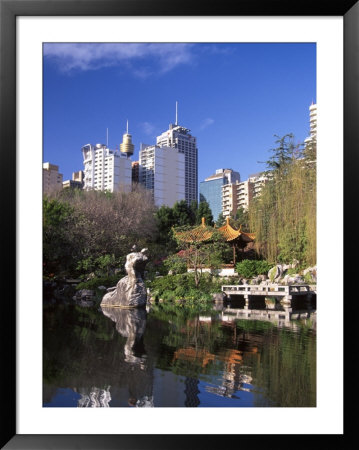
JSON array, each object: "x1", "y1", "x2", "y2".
[{"x1": 101, "y1": 247, "x2": 149, "y2": 308}]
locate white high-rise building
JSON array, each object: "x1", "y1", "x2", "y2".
[
  {"x1": 139, "y1": 144, "x2": 185, "y2": 207},
  {"x1": 235, "y1": 180, "x2": 254, "y2": 211},
  {"x1": 248, "y1": 173, "x2": 269, "y2": 198},
  {"x1": 156, "y1": 103, "x2": 198, "y2": 205},
  {"x1": 222, "y1": 183, "x2": 237, "y2": 218},
  {"x1": 221, "y1": 174, "x2": 268, "y2": 218},
  {"x1": 304, "y1": 102, "x2": 317, "y2": 148},
  {"x1": 82, "y1": 143, "x2": 132, "y2": 193}
]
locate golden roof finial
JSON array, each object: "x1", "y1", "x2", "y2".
[{"x1": 201, "y1": 217, "x2": 206, "y2": 227}]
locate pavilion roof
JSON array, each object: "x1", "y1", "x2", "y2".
[{"x1": 173, "y1": 217, "x2": 255, "y2": 244}]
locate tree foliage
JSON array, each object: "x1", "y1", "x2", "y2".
[
  {"x1": 249, "y1": 134, "x2": 316, "y2": 266},
  {"x1": 232, "y1": 207, "x2": 250, "y2": 231},
  {"x1": 172, "y1": 225, "x2": 227, "y2": 287},
  {"x1": 197, "y1": 201, "x2": 214, "y2": 226},
  {"x1": 235, "y1": 259, "x2": 273, "y2": 279},
  {"x1": 155, "y1": 199, "x2": 214, "y2": 250},
  {"x1": 43, "y1": 186, "x2": 157, "y2": 277}
]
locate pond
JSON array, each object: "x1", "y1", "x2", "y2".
[{"x1": 43, "y1": 295, "x2": 316, "y2": 408}]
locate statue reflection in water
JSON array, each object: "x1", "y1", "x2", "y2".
[{"x1": 77, "y1": 306, "x2": 154, "y2": 408}]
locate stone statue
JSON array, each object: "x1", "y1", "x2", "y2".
[{"x1": 101, "y1": 247, "x2": 148, "y2": 308}]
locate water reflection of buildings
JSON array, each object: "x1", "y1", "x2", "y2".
[
  {"x1": 77, "y1": 386, "x2": 111, "y2": 407},
  {"x1": 184, "y1": 378, "x2": 200, "y2": 407}
]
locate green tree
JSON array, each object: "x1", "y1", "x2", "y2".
[
  {"x1": 155, "y1": 205, "x2": 176, "y2": 238},
  {"x1": 44, "y1": 186, "x2": 157, "y2": 278},
  {"x1": 249, "y1": 134, "x2": 316, "y2": 266},
  {"x1": 43, "y1": 197, "x2": 79, "y2": 275},
  {"x1": 189, "y1": 200, "x2": 198, "y2": 225},
  {"x1": 232, "y1": 207, "x2": 250, "y2": 231},
  {"x1": 216, "y1": 212, "x2": 225, "y2": 227},
  {"x1": 172, "y1": 200, "x2": 192, "y2": 226},
  {"x1": 197, "y1": 201, "x2": 214, "y2": 226},
  {"x1": 173, "y1": 225, "x2": 227, "y2": 287}
]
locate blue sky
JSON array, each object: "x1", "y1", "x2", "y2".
[{"x1": 43, "y1": 43, "x2": 316, "y2": 184}]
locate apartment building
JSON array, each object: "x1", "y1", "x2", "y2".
[
  {"x1": 43, "y1": 162, "x2": 63, "y2": 194},
  {"x1": 82, "y1": 143, "x2": 132, "y2": 193}
]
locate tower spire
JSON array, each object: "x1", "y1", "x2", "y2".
[
  {"x1": 120, "y1": 120, "x2": 134, "y2": 157},
  {"x1": 175, "y1": 101, "x2": 178, "y2": 126}
]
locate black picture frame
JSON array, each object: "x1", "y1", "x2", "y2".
[{"x1": 1, "y1": 0, "x2": 357, "y2": 448}]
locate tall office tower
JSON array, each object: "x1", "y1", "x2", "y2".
[
  {"x1": 156, "y1": 103, "x2": 198, "y2": 205},
  {"x1": 139, "y1": 143, "x2": 185, "y2": 207},
  {"x1": 82, "y1": 142, "x2": 132, "y2": 193},
  {"x1": 43, "y1": 162, "x2": 63, "y2": 194},
  {"x1": 200, "y1": 168, "x2": 240, "y2": 222}
]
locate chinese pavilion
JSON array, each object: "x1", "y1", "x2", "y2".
[{"x1": 173, "y1": 217, "x2": 255, "y2": 265}]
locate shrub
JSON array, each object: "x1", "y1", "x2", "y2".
[
  {"x1": 163, "y1": 254, "x2": 187, "y2": 275},
  {"x1": 235, "y1": 259, "x2": 273, "y2": 279},
  {"x1": 148, "y1": 272, "x2": 223, "y2": 302},
  {"x1": 75, "y1": 274, "x2": 120, "y2": 291}
]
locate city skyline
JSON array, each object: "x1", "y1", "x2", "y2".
[{"x1": 43, "y1": 42, "x2": 316, "y2": 185}]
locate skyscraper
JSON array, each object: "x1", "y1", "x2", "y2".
[
  {"x1": 139, "y1": 143, "x2": 185, "y2": 207},
  {"x1": 156, "y1": 103, "x2": 198, "y2": 205}
]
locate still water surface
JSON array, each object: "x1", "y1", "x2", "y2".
[{"x1": 43, "y1": 298, "x2": 316, "y2": 407}]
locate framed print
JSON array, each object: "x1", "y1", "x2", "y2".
[{"x1": 1, "y1": 0, "x2": 357, "y2": 448}]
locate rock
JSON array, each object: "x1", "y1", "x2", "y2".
[
  {"x1": 97, "y1": 285, "x2": 107, "y2": 290},
  {"x1": 282, "y1": 274, "x2": 304, "y2": 285},
  {"x1": 268, "y1": 265, "x2": 283, "y2": 282},
  {"x1": 101, "y1": 248, "x2": 149, "y2": 308},
  {"x1": 303, "y1": 266, "x2": 317, "y2": 282},
  {"x1": 80, "y1": 289, "x2": 95, "y2": 298}
]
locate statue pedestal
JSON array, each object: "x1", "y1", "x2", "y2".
[{"x1": 101, "y1": 275, "x2": 147, "y2": 308}]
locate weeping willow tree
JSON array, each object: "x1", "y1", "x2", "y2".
[{"x1": 249, "y1": 134, "x2": 316, "y2": 266}]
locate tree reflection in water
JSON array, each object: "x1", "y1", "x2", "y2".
[{"x1": 43, "y1": 301, "x2": 316, "y2": 407}]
